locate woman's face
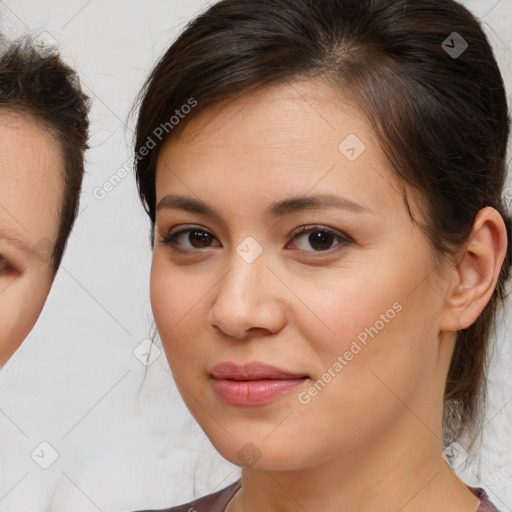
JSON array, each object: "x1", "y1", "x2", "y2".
[
  {"x1": 0, "y1": 111, "x2": 62, "y2": 366},
  {"x1": 151, "y1": 79, "x2": 455, "y2": 471}
]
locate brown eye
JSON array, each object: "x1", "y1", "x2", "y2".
[
  {"x1": 188, "y1": 230, "x2": 215, "y2": 248},
  {"x1": 304, "y1": 230, "x2": 336, "y2": 250},
  {"x1": 290, "y1": 225, "x2": 351, "y2": 253},
  {"x1": 160, "y1": 226, "x2": 221, "y2": 250}
]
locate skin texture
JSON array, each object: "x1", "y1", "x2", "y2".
[
  {"x1": 0, "y1": 111, "x2": 62, "y2": 366},
  {"x1": 151, "y1": 79, "x2": 507, "y2": 512}
]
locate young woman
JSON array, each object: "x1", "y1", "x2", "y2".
[
  {"x1": 132, "y1": 0, "x2": 511, "y2": 510},
  {"x1": 0, "y1": 38, "x2": 89, "y2": 366}
]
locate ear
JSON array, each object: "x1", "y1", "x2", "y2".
[{"x1": 440, "y1": 207, "x2": 508, "y2": 332}]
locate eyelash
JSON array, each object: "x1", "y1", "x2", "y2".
[{"x1": 158, "y1": 224, "x2": 352, "y2": 256}]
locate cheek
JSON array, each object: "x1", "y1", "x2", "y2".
[
  {"x1": 298, "y1": 253, "x2": 441, "y2": 408},
  {"x1": 0, "y1": 273, "x2": 52, "y2": 364},
  {"x1": 150, "y1": 260, "x2": 208, "y2": 368},
  {"x1": 312, "y1": 238, "x2": 438, "y2": 359},
  {"x1": 303, "y1": 284, "x2": 439, "y2": 418},
  {"x1": 150, "y1": 260, "x2": 190, "y2": 335},
  {"x1": 294, "y1": 265, "x2": 406, "y2": 364}
]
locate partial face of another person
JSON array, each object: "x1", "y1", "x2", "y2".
[
  {"x1": 150, "y1": 79, "x2": 457, "y2": 471},
  {"x1": 0, "y1": 110, "x2": 63, "y2": 366}
]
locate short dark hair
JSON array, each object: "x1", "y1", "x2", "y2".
[
  {"x1": 0, "y1": 36, "x2": 90, "y2": 271},
  {"x1": 133, "y1": 0, "x2": 511, "y2": 447}
]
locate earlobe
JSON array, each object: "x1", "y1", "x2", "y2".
[{"x1": 440, "y1": 206, "x2": 508, "y2": 332}]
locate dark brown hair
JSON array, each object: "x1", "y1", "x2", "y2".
[
  {"x1": 133, "y1": 0, "x2": 511, "y2": 447},
  {"x1": 0, "y1": 36, "x2": 90, "y2": 271}
]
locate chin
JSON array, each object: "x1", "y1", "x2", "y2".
[{"x1": 203, "y1": 429, "x2": 308, "y2": 472}]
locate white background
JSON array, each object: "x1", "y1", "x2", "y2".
[{"x1": 0, "y1": 1, "x2": 510, "y2": 511}]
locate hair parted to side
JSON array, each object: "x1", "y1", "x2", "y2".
[
  {"x1": 133, "y1": 0, "x2": 511, "y2": 448},
  {"x1": 0, "y1": 36, "x2": 90, "y2": 272}
]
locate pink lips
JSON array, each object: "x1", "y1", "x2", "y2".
[{"x1": 210, "y1": 362, "x2": 309, "y2": 406}]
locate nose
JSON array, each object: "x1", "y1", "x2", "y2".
[{"x1": 207, "y1": 251, "x2": 287, "y2": 340}]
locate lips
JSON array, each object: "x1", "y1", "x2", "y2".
[{"x1": 210, "y1": 362, "x2": 309, "y2": 406}]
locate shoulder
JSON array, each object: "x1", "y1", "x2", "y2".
[
  {"x1": 474, "y1": 487, "x2": 502, "y2": 512},
  {"x1": 134, "y1": 480, "x2": 242, "y2": 512}
]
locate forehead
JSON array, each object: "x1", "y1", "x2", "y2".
[
  {"x1": 0, "y1": 110, "x2": 63, "y2": 247},
  {"x1": 156, "y1": 79, "x2": 409, "y2": 217},
  {"x1": 164, "y1": 79, "x2": 369, "y2": 156}
]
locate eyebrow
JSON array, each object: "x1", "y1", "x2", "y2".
[
  {"x1": 0, "y1": 229, "x2": 31, "y2": 253},
  {"x1": 156, "y1": 193, "x2": 373, "y2": 218}
]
